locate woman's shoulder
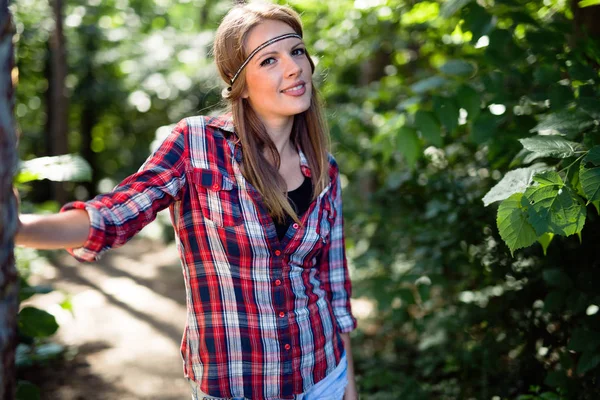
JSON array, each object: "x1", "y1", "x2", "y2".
[
  {"x1": 179, "y1": 113, "x2": 234, "y2": 138},
  {"x1": 172, "y1": 113, "x2": 235, "y2": 170}
]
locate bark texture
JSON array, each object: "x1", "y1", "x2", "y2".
[
  {"x1": 0, "y1": 1, "x2": 18, "y2": 398},
  {"x1": 47, "y1": 0, "x2": 68, "y2": 203}
]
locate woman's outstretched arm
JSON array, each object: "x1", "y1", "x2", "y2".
[{"x1": 15, "y1": 209, "x2": 90, "y2": 249}]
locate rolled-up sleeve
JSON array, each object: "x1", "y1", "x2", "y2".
[
  {"x1": 61, "y1": 119, "x2": 189, "y2": 262},
  {"x1": 318, "y1": 168, "x2": 357, "y2": 333}
]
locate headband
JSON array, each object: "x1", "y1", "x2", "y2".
[{"x1": 228, "y1": 33, "x2": 302, "y2": 91}]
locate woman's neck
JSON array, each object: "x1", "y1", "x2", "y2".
[{"x1": 261, "y1": 116, "x2": 294, "y2": 156}]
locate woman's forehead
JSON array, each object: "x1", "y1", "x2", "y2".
[{"x1": 245, "y1": 20, "x2": 299, "y2": 55}]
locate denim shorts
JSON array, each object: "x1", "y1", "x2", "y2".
[{"x1": 189, "y1": 350, "x2": 348, "y2": 400}]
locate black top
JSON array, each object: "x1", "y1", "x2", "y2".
[{"x1": 274, "y1": 176, "x2": 313, "y2": 241}]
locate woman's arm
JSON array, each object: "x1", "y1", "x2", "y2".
[
  {"x1": 16, "y1": 210, "x2": 90, "y2": 249},
  {"x1": 14, "y1": 119, "x2": 188, "y2": 261},
  {"x1": 317, "y1": 165, "x2": 359, "y2": 398}
]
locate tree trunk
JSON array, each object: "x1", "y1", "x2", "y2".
[
  {"x1": 0, "y1": 1, "x2": 19, "y2": 398},
  {"x1": 77, "y1": 25, "x2": 100, "y2": 198},
  {"x1": 80, "y1": 82, "x2": 98, "y2": 198},
  {"x1": 48, "y1": 0, "x2": 68, "y2": 204}
]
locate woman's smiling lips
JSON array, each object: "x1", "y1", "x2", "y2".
[{"x1": 281, "y1": 81, "x2": 306, "y2": 96}]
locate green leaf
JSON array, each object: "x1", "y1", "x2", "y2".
[
  {"x1": 61, "y1": 297, "x2": 75, "y2": 314},
  {"x1": 542, "y1": 268, "x2": 573, "y2": 289},
  {"x1": 18, "y1": 307, "x2": 59, "y2": 338},
  {"x1": 15, "y1": 344, "x2": 32, "y2": 368},
  {"x1": 568, "y1": 63, "x2": 597, "y2": 81},
  {"x1": 16, "y1": 381, "x2": 40, "y2": 400},
  {"x1": 433, "y1": 96, "x2": 459, "y2": 134},
  {"x1": 397, "y1": 127, "x2": 422, "y2": 168},
  {"x1": 544, "y1": 370, "x2": 568, "y2": 389},
  {"x1": 579, "y1": 97, "x2": 600, "y2": 119},
  {"x1": 497, "y1": 193, "x2": 538, "y2": 255},
  {"x1": 410, "y1": 76, "x2": 449, "y2": 94},
  {"x1": 441, "y1": 0, "x2": 473, "y2": 17},
  {"x1": 531, "y1": 171, "x2": 563, "y2": 186},
  {"x1": 577, "y1": 351, "x2": 600, "y2": 375},
  {"x1": 548, "y1": 84, "x2": 574, "y2": 110},
  {"x1": 17, "y1": 154, "x2": 92, "y2": 183},
  {"x1": 457, "y1": 85, "x2": 480, "y2": 120},
  {"x1": 439, "y1": 60, "x2": 475, "y2": 76},
  {"x1": 566, "y1": 157, "x2": 586, "y2": 197},
  {"x1": 522, "y1": 171, "x2": 586, "y2": 236},
  {"x1": 533, "y1": 65, "x2": 561, "y2": 86},
  {"x1": 537, "y1": 232, "x2": 554, "y2": 256},
  {"x1": 543, "y1": 291, "x2": 564, "y2": 313},
  {"x1": 471, "y1": 112, "x2": 499, "y2": 144},
  {"x1": 463, "y1": 3, "x2": 493, "y2": 42},
  {"x1": 583, "y1": 145, "x2": 600, "y2": 165},
  {"x1": 509, "y1": 148, "x2": 535, "y2": 168},
  {"x1": 397, "y1": 96, "x2": 423, "y2": 111},
  {"x1": 568, "y1": 328, "x2": 600, "y2": 352},
  {"x1": 579, "y1": 0, "x2": 600, "y2": 7},
  {"x1": 566, "y1": 291, "x2": 588, "y2": 313},
  {"x1": 519, "y1": 136, "x2": 583, "y2": 159},
  {"x1": 580, "y1": 167, "x2": 600, "y2": 203},
  {"x1": 415, "y1": 111, "x2": 442, "y2": 147},
  {"x1": 529, "y1": 110, "x2": 595, "y2": 137},
  {"x1": 593, "y1": 200, "x2": 600, "y2": 214},
  {"x1": 540, "y1": 392, "x2": 561, "y2": 400},
  {"x1": 483, "y1": 165, "x2": 548, "y2": 206},
  {"x1": 31, "y1": 343, "x2": 65, "y2": 362},
  {"x1": 579, "y1": 146, "x2": 600, "y2": 203},
  {"x1": 14, "y1": 170, "x2": 42, "y2": 184}
]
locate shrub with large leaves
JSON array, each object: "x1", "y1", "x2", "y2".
[
  {"x1": 485, "y1": 138, "x2": 599, "y2": 254},
  {"x1": 287, "y1": 0, "x2": 600, "y2": 398}
]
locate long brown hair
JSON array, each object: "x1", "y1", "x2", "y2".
[{"x1": 213, "y1": 2, "x2": 330, "y2": 223}]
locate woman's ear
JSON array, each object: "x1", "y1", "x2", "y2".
[{"x1": 241, "y1": 88, "x2": 249, "y2": 99}]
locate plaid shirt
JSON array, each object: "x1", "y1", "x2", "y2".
[{"x1": 61, "y1": 114, "x2": 357, "y2": 400}]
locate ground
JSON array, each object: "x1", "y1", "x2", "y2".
[{"x1": 21, "y1": 232, "x2": 192, "y2": 400}]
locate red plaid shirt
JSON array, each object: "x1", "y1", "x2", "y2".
[{"x1": 62, "y1": 114, "x2": 357, "y2": 399}]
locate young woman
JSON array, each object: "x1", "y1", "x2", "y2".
[{"x1": 16, "y1": 3, "x2": 358, "y2": 399}]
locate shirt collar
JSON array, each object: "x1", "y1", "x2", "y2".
[
  {"x1": 206, "y1": 113, "x2": 235, "y2": 134},
  {"x1": 206, "y1": 113, "x2": 312, "y2": 177},
  {"x1": 297, "y1": 147, "x2": 312, "y2": 178}
]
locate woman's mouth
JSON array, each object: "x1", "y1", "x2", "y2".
[{"x1": 281, "y1": 83, "x2": 306, "y2": 96}]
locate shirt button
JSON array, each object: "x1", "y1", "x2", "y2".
[
  {"x1": 284, "y1": 344, "x2": 291, "y2": 350},
  {"x1": 212, "y1": 183, "x2": 219, "y2": 190},
  {"x1": 274, "y1": 250, "x2": 281, "y2": 256},
  {"x1": 292, "y1": 223, "x2": 299, "y2": 229},
  {"x1": 275, "y1": 279, "x2": 282, "y2": 286},
  {"x1": 279, "y1": 311, "x2": 285, "y2": 318}
]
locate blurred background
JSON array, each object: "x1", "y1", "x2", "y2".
[{"x1": 11, "y1": 0, "x2": 600, "y2": 399}]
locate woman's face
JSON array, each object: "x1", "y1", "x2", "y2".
[{"x1": 242, "y1": 19, "x2": 313, "y2": 128}]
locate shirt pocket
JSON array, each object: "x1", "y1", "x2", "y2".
[
  {"x1": 317, "y1": 195, "x2": 336, "y2": 245},
  {"x1": 189, "y1": 168, "x2": 244, "y2": 227}
]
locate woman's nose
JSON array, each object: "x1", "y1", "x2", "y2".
[{"x1": 284, "y1": 56, "x2": 302, "y2": 77}]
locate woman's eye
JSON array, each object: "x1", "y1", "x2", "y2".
[
  {"x1": 260, "y1": 57, "x2": 276, "y2": 67},
  {"x1": 292, "y1": 48, "x2": 306, "y2": 56}
]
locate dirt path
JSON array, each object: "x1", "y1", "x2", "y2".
[{"x1": 22, "y1": 234, "x2": 192, "y2": 400}]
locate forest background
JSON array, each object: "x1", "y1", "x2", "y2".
[{"x1": 6, "y1": 0, "x2": 600, "y2": 399}]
